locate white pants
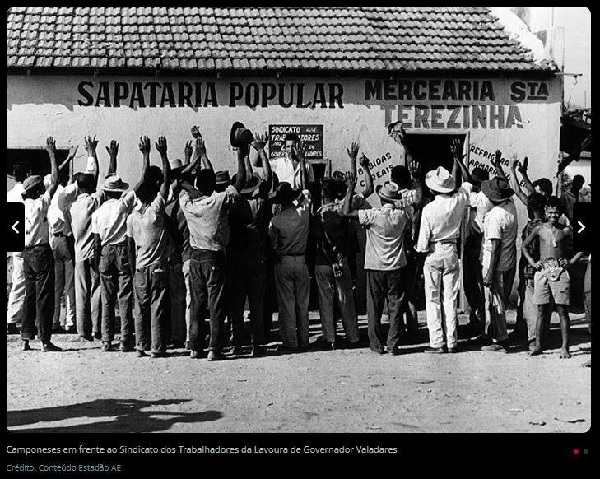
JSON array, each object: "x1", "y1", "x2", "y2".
[
  {"x1": 7, "y1": 251, "x2": 26, "y2": 325},
  {"x1": 423, "y1": 243, "x2": 460, "y2": 349},
  {"x1": 51, "y1": 236, "x2": 76, "y2": 328}
]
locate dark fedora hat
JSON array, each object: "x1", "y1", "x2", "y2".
[
  {"x1": 273, "y1": 181, "x2": 300, "y2": 205},
  {"x1": 230, "y1": 121, "x2": 254, "y2": 148},
  {"x1": 232, "y1": 173, "x2": 263, "y2": 195},
  {"x1": 481, "y1": 177, "x2": 514, "y2": 203},
  {"x1": 215, "y1": 170, "x2": 231, "y2": 186}
]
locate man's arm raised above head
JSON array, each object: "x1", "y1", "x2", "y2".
[
  {"x1": 347, "y1": 141, "x2": 359, "y2": 184},
  {"x1": 84, "y1": 135, "x2": 100, "y2": 187},
  {"x1": 358, "y1": 153, "x2": 374, "y2": 198},
  {"x1": 233, "y1": 144, "x2": 248, "y2": 193},
  {"x1": 191, "y1": 126, "x2": 213, "y2": 171},
  {"x1": 341, "y1": 175, "x2": 359, "y2": 219},
  {"x1": 105, "y1": 140, "x2": 119, "y2": 177},
  {"x1": 134, "y1": 136, "x2": 151, "y2": 194},
  {"x1": 252, "y1": 132, "x2": 273, "y2": 188},
  {"x1": 491, "y1": 149, "x2": 508, "y2": 182},
  {"x1": 45, "y1": 136, "x2": 60, "y2": 199},
  {"x1": 58, "y1": 144, "x2": 78, "y2": 175},
  {"x1": 450, "y1": 137, "x2": 472, "y2": 184},
  {"x1": 511, "y1": 159, "x2": 529, "y2": 207},
  {"x1": 155, "y1": 136, "x2": 171, "y2": 200}
]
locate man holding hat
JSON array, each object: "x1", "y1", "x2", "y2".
[
  {"x1": 91, "y1": 140, "x2": 139, "y2": 352},
  {"x1": 479, "y1": 176, "x2": 518, "y2": 352},
  {"x1": 415, "y1": 142, "x2": 471, "y2": 354},
  {"x1": 343, "y1": 174, "x2": 410, "y2": 355},
  {"x1": 178, "y1": 126, "x2": 248, "y2": 360},
  {"x1": 227, "y1": 132, "x2": 274, "y2": 357},
  {"x1": 20, "y1": 137, "x2": 62, "y2": 352}
]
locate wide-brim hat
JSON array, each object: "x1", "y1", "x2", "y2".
[
  {"x1": 376, "y1": 181, "x2": 402, "y2": 202},
  {"x1": 23, "y1": 174, "x2": 43, "y2": 193},
  {"x1": 481, "y1": 177, "x2": 514, "y2": 203},
  {"x1": 215, "y1": 170, "x2": 231, "y2": 186},
  {"x1": 230, "y1": 122, "x2": 254, "y2": 148},
  {"x1": 103, "y1": 174, "x2": 129, "y2": 193},
  {"x1": 425, "y1": 166, "x2": 456, "y2": 194},
  {"x1": 273, "y1": 181, "x2": 300, "y2": 205},
  {"x1": 232, "y1": 173, "x2": 263, "y2": 195}
]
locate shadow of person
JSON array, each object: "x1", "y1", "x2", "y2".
[{"x1": 7, "y1": 398, "x2": 222, "y2": 433}]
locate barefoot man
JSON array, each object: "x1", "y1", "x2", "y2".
[{"x1": 521, "y1": 196, "x2": 584, "y2": 358}]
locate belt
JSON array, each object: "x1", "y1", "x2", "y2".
[
  {"x1": 52, "y1": 232, "x2": 65, "y2": 237},
  {"x1": 430, "y1": 240, "x2": 457, "y2": 245}
]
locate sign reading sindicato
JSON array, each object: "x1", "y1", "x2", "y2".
[{"x1": 268, "y1": 125, "x2": 324, "y2": 160}]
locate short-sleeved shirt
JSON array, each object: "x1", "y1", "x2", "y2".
[
  {"x1": 24, "y1": 191, "x2": 52, "y2": 248},
  {"x1": 91, "y1": 191, "x2": 136, "y2": 247},
  {"x1": 482, "y1": 200, "x2": 518, "y2": 272},
  {"x1": 467, "y1": 188, "x2": 493, "y2": 236},
  {"x1": 273, "y1": 156, "x2": 315, "y2": 188},
  {"x1": 358, "y1": 203, "x2": 409, "y2": 271},
  {"x1": 47, "y1": 184, "x2": 72, "y2": 237},
  {"x1": 67, "y1": 192, "x2": 103, "y2": 262},
  {"x1": 179, "y1": 185, "x2": 239, "y2": 252},
  {"x1": 268, "y1": 191, "x2": 311, "y2": 256},
  {"x1": 415, "y1": 184, "x2": 470, "y2": 254},
  {"x1": 314, "y1": 195, "x2": 369, "y2": 265},
  {"x1": 127, "y1": 195, "x2": 168, "y2": 269}
]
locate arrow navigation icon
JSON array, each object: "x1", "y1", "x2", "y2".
[
  {"x1": 12, "y1": 221, "x2": 19, "y2": 234},
  {"x1": 578, "y1": 221, "x2": 586, "y2": 234}
]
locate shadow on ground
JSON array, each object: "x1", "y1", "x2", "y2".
[{"x1": 7, "y1": 398, "x2": 222, "y2": 433}]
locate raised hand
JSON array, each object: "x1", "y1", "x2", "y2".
[
  {"x1": 45, "y1": 136, "x2": 57, "y2": 155},
  {"x1": 252, "y1": 132, "x2": 269, "y2": 151},
  {"x1": 522, "y1": 156, "x2": 529, "y2": 173},
  {"x1": 68, "y1": 144, "x2": 79, "y2": 158},
  {"x1": 105, "y1": 140, "x2": 119, "y2": 157},
  {"x1": 156, "y1": 136, "x2": 168, "y2": 155},
  {"x1": 358, "y1": 152, "x2": 370, "y2": 169},
  {"x1": 183, "y1": 141, "x2": 193, "y2": 163},
  {"x1": 346, "y1": 171, "x2": 356, "y2": 191},
  {"x1": 85, "y1": 135, "x2": 99, "y2": 155},
  {"x1": 191, "y1": 125, "x2": 201, "y2": 139},
  {"x1": 139, "y1": 136, "x2": 151, "y2": 155},
  {"x1": 194, "y1": 135, "x2": 207, "y2": 158},
  {"x1": 346, "y1": 141, "x2": 359, "y2": 160},
  {"x1": 449, "y1": 137, "x2": 463, "y2": 159},
  {"x1": 491, "y1": 150, "x2": 502, "y2": 167},
  {"x1": 512, "y1": 159, "x2": 521, "y2": 171},
  {"x1": 409, "y1": 160, "x2": 421, "y2": 177}
]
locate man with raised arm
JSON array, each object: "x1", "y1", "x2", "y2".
[
  {"x1": 179, "y1": 129, "x2": 247, "y2": 361},
  {"x1": 20, "y1": 137, "x2": 61, "y2": 352},
  {"x1": 91, "y1": 140, "x2": 139, "y2": 352},
  {"x1": 126, "y1": 136, "x2": 171, "y2": 359}
]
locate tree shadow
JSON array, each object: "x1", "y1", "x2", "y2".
[{"x1": 7, "y1": 398, "x2": 222, "y2": 433}]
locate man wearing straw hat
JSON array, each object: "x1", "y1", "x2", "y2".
[
  {"x1": 342, "y1": 174, "x2": 410, "y2": 355},
  {"x1": 91, "y1": 140, "x2": 139, "y2": 352},
  {"x1": 415, "y1": 142, "x2": 471, "y2": 354}
]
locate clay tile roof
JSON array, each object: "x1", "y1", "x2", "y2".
[{"x1": 6, "y1": 7, "x2": 557, "y2": 73}]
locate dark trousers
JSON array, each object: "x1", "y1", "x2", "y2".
[
  {"x1": 133, "y1": 262, "x2": 169, "y2": 354},
  {"x1": 99, "y1": 242, "x2": 133, "y2": 344},
  {"x1": 21, "y1": 245, "x2": 55, "y2": 343},
  {"x1": 187, "y1": 250, "x2": 227, "y2": 352},
  {"x1": 463, "y1": 233, "x2": 484, "y2": 325},
  {"x1": 366, "y1": 268, "x2": 405, "y2": 352},
  {"x1": 399, "y1": 252, "x2": 419, "y2": 333},
  {"x1": 229, "y1": 258, "x2": 266, "y2": 347}
]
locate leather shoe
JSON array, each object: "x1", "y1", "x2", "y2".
[
  {"x1": 481, "y1": 342, "x2": 508, "y2": 352},
  {"x1": 251, "y1": 346, "x2": 267, "y2": 357},
  {"x1": 21, "y1": 340, "x2": 31, "y2": 351},
  {"x1": 136, "y1": 350, "x2": 148, "y2": 358},
  {"x1": 424, "y1": 346, "x2": 446, "y2": 354},
  {"x1": 150, "y1": 351, "x2": 166, "y2": 358},
  {"x1": 42, "y1": 342, "x2": 62, "y2": 352},
  {"x1": 7, "y1": 323, "x2": 20, "y2": 335},
  {"x1": 207, "y1": 350, "x2": 225, "y2": 361},
  {"x1": 447, "y1": 346, "x2": 459, "y2": 354},
  {"x1": 120, "y1": 342, "x2": 134, "y2": 352}
]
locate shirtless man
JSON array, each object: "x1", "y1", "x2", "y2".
[{"x1": 521, "y1": 196, "x2": 584, "y2": 358}]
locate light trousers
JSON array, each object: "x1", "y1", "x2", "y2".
[
  {"x1": 51, "y1": 236, "x2": 76, "y2": 328},
  {"x1": 7, "y1": 251, "x2": 26, "y2": 325}
]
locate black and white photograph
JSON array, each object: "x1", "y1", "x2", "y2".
[{"x1": 5, "y1": 5, "x2": 593, "y2": 466}]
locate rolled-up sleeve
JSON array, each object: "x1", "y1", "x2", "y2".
[{"x1": 415, "y1": 210, "x2": 432, "y2": 253}]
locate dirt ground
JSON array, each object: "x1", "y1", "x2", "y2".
[{"x1": 6, "y1": 309, "x2": 591, "y2": 434}]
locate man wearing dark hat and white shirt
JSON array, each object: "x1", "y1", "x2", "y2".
[
  {"x1": 343, "y1": 174, "x2": 410, "y2": 355},
  {"x1": 273, "y1": 133, "x2": 315, "y2": 189},
  {"x1": 479, "y1": 176, "x2": 518, "y2": 352},
  {"x1": 227, "y1": 132, "x2": 274, "y2": 357},
  {"x1": 178, "y1": 125, "x2": 248, "y2": 360},
  {"x1": 91, "y1": 140, "x2": 138, "y2": 352},
  {"x1": 20, "y1": 137, "x2": 62, "y2": 352},
  {"x1": 415, "y1": 140, "x2": 471, "y2": 354}
]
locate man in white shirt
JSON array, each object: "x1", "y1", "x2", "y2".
[
  {"x1": 480, "y1": 177, "x2": 518, "y2": 352},
  {"x1": 91, "y1": 140, "x2": 138, "y2": 352},
  {"x1": 21, "y1": 137, "x2": 62, "y2": 352},
  {"x1": 7, "y1": 163, "x2": 29, "y2": 334},
  {"x1": 45, "y1": 146, "x2": 78, "y2": 334},
  {"x1": 343, "y1": 176, "x2": 410, "y2": 355},
  {"x1": 272, "y1": 133, "x2": 314, "y2": 189},
  {"x1": 416, "y1": 161, "x2": 470, "y2": 354},
  {"x1": 59, "y1": 136, "x2": 104, "y2": 341}
]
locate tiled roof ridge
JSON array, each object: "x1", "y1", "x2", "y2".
[{"x1": 6, "y1": 7, "x2": 558, "y2": 73}]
